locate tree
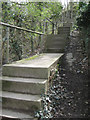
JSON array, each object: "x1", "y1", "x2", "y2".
[{"x1": 76, "y1": 2, "x2": 90, "y2": 53}]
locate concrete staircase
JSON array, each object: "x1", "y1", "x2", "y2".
[
  {"x1": 45, "y1": 26, "x2": 71, "y2": 53},
  {"x1": 1, "y1": 23, "x2": 71, "y2": 119},
  {"x1": 1, "y1": 53, "x2": 63, "y2": 119}
]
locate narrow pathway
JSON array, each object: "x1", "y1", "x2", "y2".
[
  {"x1": 38, "y1": 31, "x2": 88, "y2": 119},
  {"x1": 53, "y1": 31, "x2": 88, "y2": 118}
]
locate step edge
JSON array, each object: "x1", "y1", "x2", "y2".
[
  {"x1": 1, "y1": 91, "x2": 41, "y2": 102},
  {"x1": 2, "y1": 77, "x2": 47, "y2": 84}
]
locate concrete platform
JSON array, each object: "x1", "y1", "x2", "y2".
[
  {"x1": 1, "y1": 91, "x2": 41, "y2": 113},
  {"x1": 2, "y1": 53, "x2": 63, "y2": 78},
  {"x1": 2, "y1": 76, "x2": 48, "y2": 94}
]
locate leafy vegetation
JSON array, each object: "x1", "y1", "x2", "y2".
[
  {"x1": 76, "y1": 2, "x2": 90, "y2": 53},
  {"x1": 2, "y1": 2, "x2": 63, "y2": 63}
]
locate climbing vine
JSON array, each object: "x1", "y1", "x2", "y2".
[
  {"x1": 2, "y1": 2, "x2": 63, "y2": 63},
  {"x1": 76, "y1": 1, "x2": 90, "y2": 53}
]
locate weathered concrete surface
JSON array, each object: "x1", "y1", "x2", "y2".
[
  {"x1": 45, "y1": 34, "x2": 69, "y2": 53},
  {"x1": 0, "y1": 109, "x2": 34, "y2": 119},
  {"x1": 2, "y1": 76, "x2": 48, "y2": 95},
  {"x1": 46, "y1": 48, "x2": 65, "y2": 53},
  {"x1": 1, "y1": 91, "x2": 41, "y2": 114},
  {"x1": 2, "y1": 53, "x2": 63, "y2": 78},
  {"x1": 58, "y1": 27, "x2": 70, "y2": 35},
  {"x1": 63, "y1": 23, "x2": 72, "y2": 28},
  {"x1": 2, "y1": 53, "x2": 63, "y2": 119}
]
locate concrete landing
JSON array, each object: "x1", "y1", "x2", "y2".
[{"x1": 2, "y1": 53, "x2": 63, "y2": 78}]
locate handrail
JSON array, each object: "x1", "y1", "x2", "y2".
[{"x1": 0, "y1": 22, "x2": 44, "y2": 35}]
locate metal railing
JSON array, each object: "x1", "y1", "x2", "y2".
[
  {"x1": 0, "y1": 22, "x2": 44, "y2": 35},
  {"x1": 0, "y1": 22, "x2": 46, "y2": 64},
  {"x1": 0, "y1": 1, "x2": 76, "y2": 66}
]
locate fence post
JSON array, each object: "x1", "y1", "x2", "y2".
[
  {"x1": 0, "y1": 1, "x2": 2, "y2": 69},
  {"x1": 45, "y1": 22, "x2": 48, "y2": 34},
  {"x1": 52, "y1": 23, "x2": 54, "y2": 34},
  {"x1": 0, "y1": 2, "x2": 2, "y2": 114},
  {"x1": 31, "y1": 35, "x2": 33, "y2": 53},
  {"x1": 6, "y1": 27, "x2": 9, "y2": 63}
]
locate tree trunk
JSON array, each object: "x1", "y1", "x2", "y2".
[
  {"x1": 6, "y1": 27, "x2": 9, "y2": 63},
  {"x1": 52, "y1": 23, "x2": 54, "y2": 34},
  {"x1": 45, "y1": 22, "x2": 48, "y2": 34},
  {"x1": 0, "y1": 2, "x2": 2, "y2": 68}
]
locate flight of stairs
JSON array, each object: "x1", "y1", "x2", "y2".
[
  {"x1": 1, "y1": 23, "x2": 71, "y2": 119},
  {"x1": 1, "y1": 53, "x2": 63, "y2": 119},
  {"x1": 45, "y1": 26, "x2": 71, "y2": 53}
]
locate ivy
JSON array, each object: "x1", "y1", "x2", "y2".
[
  {"x1": 76, "y1": 2, "x2": 90, "y2": 53},
  {"x1": 2, "y1": 2, "x2": 63, "y2": 62}
]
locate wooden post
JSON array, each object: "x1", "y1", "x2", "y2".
[
  {"x1": 31, "y1": 35, "x2": 33, "y2": 53},
  {"x1": 52, "y1": 23, "x2": 54, "y2": 34},
  {"x1": 45, "y1": 22, "x2": 48, "y2": 34},
  {"x1": 0, "y1": 1, "x2": 2, "y2": 68},
  {"x1": 0, "y1": 2, "x2": 2, "y2": 110},
  {"x1": 6, "y1": 27, "x2": 9, "y2": 63}
]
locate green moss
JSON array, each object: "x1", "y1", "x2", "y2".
[
  {"x1": 15, "y1": 54, "x2": 43, "y2": 63},
  {"x1": 24, "y1": 55, "x2": 39, "y2": 61}
]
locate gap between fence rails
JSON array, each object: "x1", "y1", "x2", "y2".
[{"x1": 0, "y1": 22, "x2": 45, "y2": 35}]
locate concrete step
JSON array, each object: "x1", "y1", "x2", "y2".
[
  {"x1": 46, "y1": 48, "x2": 65, "y2": 53},
  {"x1": 1, "y1": 91, "x2": 41, "y2": 114},
  {"x1": 46, "y1": 34, "x2": 68, "y2": 41},
  {"x1": 58, "y1": 31, "x2": 70, "y2": 33},
  {"x1": 58, "y1": 27, "x2": 70, "y2": 31},
  {"x1": 58, "y1": 29, "x2": 70, "y2": 32},
  {"x1": 58, "y1": 27, "x2": 70, "y2": 34},
  {"x1": 46, "y1": 44, "x2": 66, "y2": 50},
  {"x1": 46, "y1": 40, "x2": 67, "y2": 47},
  {"x1": 45, "y1": 35, "x2": 68, "y2": 48},
  {"x1": 2, "y1": 76, "x2": 48, "y2": 95},
  {"x1": 58, "y1": 31, "x2": 70, "y2": 34},
  {"x1": 45, "y1": 34, "x2": 69, "y2": 53},
  {"x1": 47, "y1": 38, "x2": 67, "y2": 43},
  {"x1": 2, "y1": 53, "x2": 63, "y2": 79},
  {"x1": 63, "y1": 23, "x2": 72, "y2": 27},
  {"x1": 0, "y1": 108, "x2": 35, "y2": 119}
]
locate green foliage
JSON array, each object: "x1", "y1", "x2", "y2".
[
  {"x1": 76, "y1": 2, "x2": 90, "y2": 53},
  {"x1": 2, "y1": 2, "x2": 63, "y2": 62},
  {"x1": 77, "y1": 2, "x2": 90, "y2": 28}
]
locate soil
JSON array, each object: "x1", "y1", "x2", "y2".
[
  {"x1": 37, "y1": 30, "x2": 89, "y2": 119},
  {"x1": 1, "y1": 31, "x2": 89, "y2": 119},
  {"x1": 52, "y1": 31, "x2": 88, "y2": 118}
]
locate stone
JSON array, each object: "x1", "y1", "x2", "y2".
[
  {"x1": 2, "y1": 53, "x2": 63, "y2": 79},
  {"x1": 1, "y1": 91, "x2": 41, "y2": 114},
  {"x1": 2, "y1": 76, "x2": 48, "y2": 95}
]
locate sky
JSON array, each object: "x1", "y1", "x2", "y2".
[
  {"x1": 9, "y1": 0, "x2": 88, "y2": 5},
  {"x1": 10, "y1": 0, "x2": 71, "y2": 5}
]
